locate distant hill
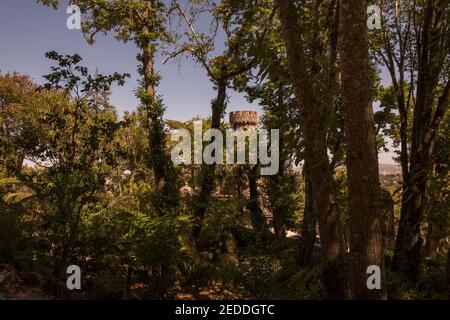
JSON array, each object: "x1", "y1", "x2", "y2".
[
  {"x1": 379, "y1": 163, "x2": 402, "y2": 175},
  {"x1": 292, "y1": 163, "x2": 402, "y2": 176}
]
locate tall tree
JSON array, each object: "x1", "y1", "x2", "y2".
[
  {"x1": 235, "y1": 0, "x2": 344, "y2": 259},
  {"x1": 274, "y1": 0, "x2": 344, "y2": 297},
  {"x1": 373, "y1": 0, "x2": 449, "y2": 280},
  {"x1": 340, "y1": 0, "x2": 386, "y2": 299},
  {"x1": 393, "y1": 0, "x2": 449, "y2": 280},
  {"x1": 19, "y1": 52, "x2": 127, "y2": 279},
  {"x1": 0, "y1": 73, "x2": 37, "y2": 177},
  {"x1": 167, "y1": 0, "x2": 274, "y2": 241},
  {"x1": 253, "y1": 79, "x2": 297, "y2": 244},
  {"x1": 40, "y1": 0, "x2": 180, "y2": 212}
]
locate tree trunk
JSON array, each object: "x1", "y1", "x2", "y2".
[
  {"x1": 276, "y1": 0, "x2": 344, "y2": 298},
  {"x1": 379, "y1": 188, "x2": 395, "y2": 253},
  {"x1": 247, "y1": 165, "x2": 266, "y2": 234},
  {"x1": 271, "y1": 163, "x2": 287, "y2": 244},
  {"x1": 424, "y1": 222, "x2": 440, "y2": 258},
  {"x1": 272, "y1": 206, "x2": 287, "y2": 243},
  {"x1": 298, "y1": 161, "x2": 317, "y2": 267},
  {"x1": 192, "y1": 80, "x2": 227, "y2": 241},
  {"x1": 393, "y1": 0, "x2": 450, "y2": 281},
  {"x1": 340, "y1": 0, "x2": 386, "y2": 299},
  {"x1": 141, "y1": 32, "x2": 179, "y2": 212},
  {"x1": 269, "y1": 88, "x2": 289, "y2": 244}
]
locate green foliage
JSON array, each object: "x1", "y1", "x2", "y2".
[
  {"x1": 8, "y1": 52, "x2": 129, "y2": 279},
  {"x1": 0, "y1": 0, "x2": 447, "y2": 301},
  {"x1": 78, "y1": 197, "x2": 192, "y2": 299},
  {"x1": 286, "y1": 266, "x2": 327, "y2": 300},
  {"x1": 0, "y1": 73, "x2": 37, "y2": 177},
  {"x1": 196, "y1": 197, "x2": 242, "y2": 251},
  {"x1": 234, "y1": 255, "x2": 282, "y2": 299},
  {"x1": 0, "y1": 195, "x2": 23, "y2": 264},
  {"x1": 387, "y1": 256, "x2": 449, "y2": 300},
  {"x1": 39, "y1": 0, "x2": 180, "y2": 213}
]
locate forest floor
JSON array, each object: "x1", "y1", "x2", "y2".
[
  {"x1": 0, "y1": 266, "x2": 239, "y2": 300},
  {"x1": 0, "y1": 268, "x2": 53, "y2": 300},
  {"x1": 175, "y1": 282, "x2": 242, "y2": 300}
]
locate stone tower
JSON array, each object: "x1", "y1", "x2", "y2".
[
  {"x1": 229, "y1": 111, "x2": 258, "y2": 130},
  {"x1": 228, "y1": 111, "x2": 266, "y2": 231}
]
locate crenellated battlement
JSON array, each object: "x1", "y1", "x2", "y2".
[{"x1": 229, "y1": 111, "x2": 258, "y2": 130}]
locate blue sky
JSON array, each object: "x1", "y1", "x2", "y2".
[
  {"x1": 0, "y1": 0, "x2": 396, "y2": 163},
  {"x1": 0, "y1": 0, "x2": 257, "y2": 121}
]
